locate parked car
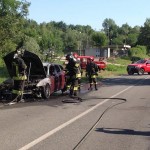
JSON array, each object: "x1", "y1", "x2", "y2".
[
  {"x1": 0, "y1": 50, "x2": 66, "y2": 101},
  {"x1": 127, "y1": 59, "x2": 150, "y2": 75}
]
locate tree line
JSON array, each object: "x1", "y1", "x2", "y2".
[{"x1": 1, "y1": 0, "x2": 150, "y2": 62}]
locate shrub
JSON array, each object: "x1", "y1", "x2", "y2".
[{"x1": 128, "y1": 45, "x2": 147, "y2": 58}]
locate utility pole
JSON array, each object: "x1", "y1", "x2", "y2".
[{"x1": 107, "y1": 25, "x2": 110, "y2": 46}]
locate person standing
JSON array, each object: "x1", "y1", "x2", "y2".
[
  {"x1": 11, "y1": 49, "x2": 27, "y2": 103},
  {"x1": 72, "y1": 53, "x2": 82, "y2": 91},
  {"x1": 86, "y1": 57, "x2": 99, "y2": 90},
  {"x1": 65, "y1": 54, "x2": 80, "y2": 97}
]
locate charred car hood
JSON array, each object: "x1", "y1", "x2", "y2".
[{"x1": 3, "y1": 50, "x2": 46, "y2": 78}]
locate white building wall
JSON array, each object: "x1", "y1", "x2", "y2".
[
  {"x1": 85, "y1": 47, "x2": 110, "y2": 58},
  {"x1": 85, "y1": 48, "x2": 100, "y2": 57},
  {"x1": 107, "y1": 48, "x2": 110, "y2": 58}
]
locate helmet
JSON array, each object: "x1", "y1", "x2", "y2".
[
  {"x1": 17, "y1": 47, "x2": 25, "y2": 57},
  {"x1": 13, "y1": 47, "x2": 25, "y2": 59},
  {"x1": 66, "y1": 54, "x2": 74, "y2": 61},
  {"x1": 66, "y1": 54, "x2": 77, "y2": 62}
]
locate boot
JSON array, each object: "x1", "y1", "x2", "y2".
[
  {"x1": 88, "y1": 84, "x2": 93, "y2": 90},
  {"x1": 95, "y1": 84, "x2": 98, "y2": 90},
  {"x1": 69, "y1": 89, "x2": 73, "y2": 97},
  {"x1": 74, "y1": 91, "x2": 77, "y2": 96},
  {"x1": 78, "y1": 85, "x2": 81, "y2": 91}
]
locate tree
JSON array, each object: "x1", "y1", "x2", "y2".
[
  {"x1": 126, "y1": 26, "x2": 140, "y2": 46},
  {"x1": 92, "y1": 32, "x2": 107, "y2": 47},
  {"x1": 102, "y1": 18, "x2": 119, "y2": 45},
  {"x1": 137, "y1": 18, "x2": 150, "y2": 53},
  {"x1": 63, "y1": 29, "x2": 78, "y2": 53},
  {"x1": 24, "y1": 36, "x2": 40, "y2": 53},
  {"x1": 126, "y1": 33, "x2": 138, "y2": 47},
  {"x1": 0, "y1": 0, "x2": 30, "y2": 55},
  {"x1": 118, "y1": 23, "x2": 131, "y2": 45}
]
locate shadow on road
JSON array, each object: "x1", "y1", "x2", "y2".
[
  {"x1": 102, "y1": 75, "x2": 150, "y2": 86},
  {"x1": 95, "y1": 127, "x2": 150, "y2": 137}
]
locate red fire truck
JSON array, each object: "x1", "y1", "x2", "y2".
[{"x1": 73, "y1": 53, "x2": 107, "y2": 70}]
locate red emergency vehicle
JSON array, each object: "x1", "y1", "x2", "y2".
[
  {"x1": 73, "y1": 53, "x2": 107, "y2": 70},
  {"x1": 127, "y1": 59, "x2": 150, "y2": 75}
]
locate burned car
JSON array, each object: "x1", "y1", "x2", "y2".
[
  {"x1": 0, "y1": 50, "x2": 66, "y2": 101},
  {"x1": 43, "y1": 62, "x2": 66, "y2": 94}
]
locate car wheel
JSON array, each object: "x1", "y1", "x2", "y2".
[
  {"x1": 41, "y1": 84, "x2": 51, "y2": 99},
  {"x1": 128, "y1": 71, "x2": 134, "y2": 75},
  {"x1": 139, "y1": 68, "x2": 144, "y2": 75},
  {"x1": 148, "y1": 72, "x2": 150, "y2": 75}
]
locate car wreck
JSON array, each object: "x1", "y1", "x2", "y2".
[{"x1": 0, "y1": 50, "x2": 66, "y2": 102}]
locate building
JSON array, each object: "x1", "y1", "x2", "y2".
[
  {"x1": 81, "y1": 44, "x2": 131, "y2": 58},
  {"x1": 85, "y1": 47, "x2": 110, "y2": 58}
]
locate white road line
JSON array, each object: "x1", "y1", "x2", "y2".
[{"x1": 19, "y1": 85, "x2": 134, "y2": 150}]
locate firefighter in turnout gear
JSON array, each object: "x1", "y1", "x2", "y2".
[
  {"x1": 76, "y1": 59, "x2": 82, "y2": 91},
  {"x1": 86, "y1": 57, "x2": 99, "y2": 90},
  {"x1": 72, "y1": 53, "x2": 82, "y2": 91},
  {"x1": 65, "y1": 54, "x2": 81, "y2": 96},
  {"x1": 11, "y1": 49, "x2": 27, "y2": 102}
]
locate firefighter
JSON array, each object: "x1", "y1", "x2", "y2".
[
  {"x1": 86, "y1": 57, "x2": 99, "y2": 90},
  {"x1": 11, "y1": 49, "x2": 27, "y2": 103},
  {"x1": 72, "y1": 53, "x2": 82, "y2": 91},
  {"x1": 65, "y1": 54, "x2": 80, "y2": 96}
]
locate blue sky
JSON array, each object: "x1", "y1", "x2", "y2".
[{"x1": 28, "y1": 0, "x2": 150, "y2": 30}]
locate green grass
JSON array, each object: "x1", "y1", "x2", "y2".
[
  {"x1": 103, "y1": 66, "x2": 126, "y2": 76},
  {"x1": 107, "y1": 56, "x2": 131, "y2": 66}
]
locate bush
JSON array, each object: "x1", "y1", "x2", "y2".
[
  {"x1": 128, "y1": 45, "x2": 147, "y2": 58},
  {"x1": 130, "y1": 56, "x2": 141, "y2": 62}
]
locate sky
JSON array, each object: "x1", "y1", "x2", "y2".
[{"x1": 28, "y1": 0, "x2": 150, "y2": 30}]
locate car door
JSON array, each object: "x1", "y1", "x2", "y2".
[
  {"x1": 53, "y1": 64, "x2": 60, "y2": 91},
  {"x1": 49, "y1": 65, "x2": 56, "y2": 93},
  {"x1": 58, "y1": 65, "x2": 66, "y2": 90},
  {"x1": 54, "y1": 64, "x2": 62, "y2": 91}
]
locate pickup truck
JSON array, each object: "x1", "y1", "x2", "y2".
[
  {"x1": 73, "y1": 53, "x2": 107, "y2": 70},
  {"x1": 80, "y1": 58, "x2": 106, "y2": 70},
  {"x1": 127, "y1": 59, "x2": 150, "y2": 75}
]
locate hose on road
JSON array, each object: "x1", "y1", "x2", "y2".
[{"x1": 72, "y1": 97, "x2": 127, "y2": 150}]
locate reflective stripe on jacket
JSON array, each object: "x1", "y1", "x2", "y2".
[
  {"x1": 13, "y1": 75, "x2": 27, "y2": 80},
  {"x1": 12, "y1": 90, "x2": 24, "y2": 95},
  {"x1": 76, "y1": 73, "x2": 81, "y2": 78}
]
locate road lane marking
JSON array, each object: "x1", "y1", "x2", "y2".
[{"x1": 19, "y1": 85, "x2": 135, "y2": 150}]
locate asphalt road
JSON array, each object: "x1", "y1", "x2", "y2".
[{"x1": 0, "y1": 74, "x2": 150, "y2": 150}]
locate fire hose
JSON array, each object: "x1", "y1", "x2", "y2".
[{"x1": 72, "y1": 97, "x2": 127, "y2": 150}]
